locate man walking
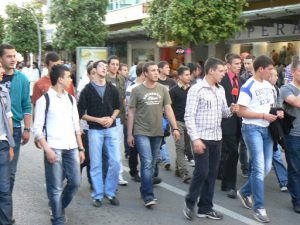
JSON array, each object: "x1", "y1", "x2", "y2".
[
  {"x1": 237, "y1": 55, "x2": 280, "y2": 223},
  {"x1": 183, "y1": 57, "x2": 239, "y2": 221},
  {"x1": 127, "y1": 61, "x2": 180, "y2": 207},
  {"x1": 33, "y1": 64, "x2": 85, "y2": 225},
  {"x1": 0, "y1": 44, "x2": 32, "y2": 195},
  {"x1": 78, "y1": 60, "x2": 121, "y2": 207}
]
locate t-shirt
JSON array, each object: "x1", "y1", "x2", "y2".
[
  {"x1": 158, "y1": 77, "x2": 177, "y2": 90},
  {"x1": 31, "y1": 76, "x2": 75, "y2": 105},
  {"x1": 129, "y1": 83, "x2": 172, "y2": 136},
  {"x1": 91, "y1": 82, "x2": 106, "y2": 99},
  {"x1": 237, "y1": 77, "x2": 274, "y2": 127},
  {"x1": 0, "y1": 75, "x2": 14, "y2": 91},
  {"x1": 280, "y1": 83, "x2": 300, "y2": 136},
  {"x1": 125, "y1": 81, "x2": 140, "y2": 114}
]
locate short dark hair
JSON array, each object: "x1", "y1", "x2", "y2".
[
  {"x1": 204, "y1": 57, "x2": 225, "y2": 75},
  {"x1": 50, "y1": 64, "x2": 69, "y2": 86},
  {"x1": 136, "y1": 62, "x2": 144, "y2": 77},
  {"x1": 245, "y1": 55, "x2": 256, "y2": 61},
  {"x1": 186, "y1": 63, "x2": 196, "y2": 73},
  {"x1": 87, "y1": 64, "x2": 94, "y2": 75},
  {"x1": 45, "y1": 52, "x2": 60, "y2": 66},
  {"x1": 177, "y1": 66, "x2": 190, "y2": 76},
  {"x1": 142, "y1": 61, "x2": 156, "y2": 73},
  {"x1": 0, "y1": 43, "x2": 15, "y2": 57},
  {"x1": 253, "y1": 55, "x2": 273, "y2": 72},
  {"x1": 119, "y1": 63, "x2": 128, "y2": 71},
  {"x1": 108, "y1": 55, "x2": 119, "y2": 65},
  {"x1": 157, "y1": 61, "x2": 169, "y2": 69},
  {"x1": 225, "y1": 53, "x2": 240, "y2": 64},
  {"x1": 93, "y1": 60, "x2": 107, "y2": 69}
]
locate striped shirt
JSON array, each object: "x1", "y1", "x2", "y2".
[{"x1": 185, "y1": 78, "x2": 232, "y2": 141}]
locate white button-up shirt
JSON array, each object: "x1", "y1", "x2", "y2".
[
  {"x1": 33, "y1": 87, "x2": 81, "y2": 149},
  {"x1": 185, "y1": 78, "x2": 232, "y2": 141}
]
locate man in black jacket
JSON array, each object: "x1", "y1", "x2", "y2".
[
  {"x1": 220, "y1": 53, "x2": 243, "y2": 198},
  {"x1": 78, "y1": 60, "x2": 121, "y2": 207}
]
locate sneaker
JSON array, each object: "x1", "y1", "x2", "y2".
[
  {"x1": 118, "y1": 177, "x2": 128, "y2": 186},
  {"x1": 107, "y1": 196, "x2": 120, "y2": 206},
  {"x1": 131, "y1": 174, "x2": 141, "y2": 182},
  {"x1": 280, "y1": 186, "x2": 288, "y2": 192},
  {"x1": 227, "y1": 189, "x2": 237, "y2": 199},
  {"x1": 153, "y1": 177, "x2": 162, "y2": 185},
  {"x1": 188, "y1": 160, "x2": 195, "y2": 167},
  {"x1": 92, "y1": 199, "x2": 102, "y2": 207},
  {"x1": 253, "y1": 208, "x2": 270, "y2": 223},
  {"x1": 183, "y1": 201, "x2": 194, "y2": 220},
  {"x1": 294, "y1": 205, "x2": 300, "y2": 213},
  {"x1": 144, "y1": 199, "x2": 156, "y2": 207},
  {"x1": 164, "y1": 163, "x2": 171, "y2": 170},
  {"x1": 237, "y1": 190, "x2": 252, "y2": 209},
  {"x1": 48, "y1": 206, "x2": 53, "y2": 216},
  {"x1": 182, "y1": 174, "x2": 191, "y2": 184},
  {"x1": 197, "y1": 209, "x2": 223, "y2": 220}
]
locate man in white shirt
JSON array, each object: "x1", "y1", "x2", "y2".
[
  {"x1": 33, "y1": 64, "x2": 85, "y2": 225},
  {"x1": 237, "y1": 55, "x2": 282, "y2": 223}
]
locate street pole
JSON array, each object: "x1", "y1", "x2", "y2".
[{"x1": 16, "y1": 5, "x2": 42, "y2": 71}]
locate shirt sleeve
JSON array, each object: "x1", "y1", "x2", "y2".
[
  {"x1": 280, "y1": 85, "x2": 293, "y2": 101},
  {"x1": 5, "y1": 92, "x2": 13, "y2": 118},
  {"x1": 129, "y1": 88, "x2": 137, "y2": 108},
  {"x1": 163, "y1": 86, "x2": 172, "y2": 106},
  {"x1": 32, "y1": 81, "x2": 42, "y2": 105},
  {"x1": 184, "y1": 86, "x2": 200, "y2": 141},
  {"x1": 22, "y1": 76, "x2": 32, "y2": 115},
  {"x1": 33, "y1": 96, "x2": 46, "y2": 140},
  {"x1": 237, "y1": 89, "x2": 251, "y2": 107},
  {"x1": 72, "y1": 97, "x2": 81, "y2": 135},
  {"x1": 221, "y1": 91, "x2": 232, "y2": 118}
]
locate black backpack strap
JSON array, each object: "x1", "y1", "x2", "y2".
[
  {"x1": 43, "y1": 93, "x2": 50, "y2": 140},
  {"x1": 68, "y1": 93, "x2": 73, "y2": 105}
]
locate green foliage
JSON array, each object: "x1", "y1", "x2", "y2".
[
  {"x1": 50, "y1": 0, "x2": 108, "y2": 51},
  {"x1": 4, "y1": 2, "x2": 45, "y2": 54},
  {"x1": 143, "y1": 0, "x2": 248, "y2": 45},
  {"x1": 0, "y1": 16, "x2": 5, "y2": 43}
]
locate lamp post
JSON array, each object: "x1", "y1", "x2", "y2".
[{"x1": 15, "y1": 5, "x2": 42, "y2": 70}]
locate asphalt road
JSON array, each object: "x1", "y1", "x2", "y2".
[{"x1": 12, "y1": 137, "x2": 299, "y2": 225}]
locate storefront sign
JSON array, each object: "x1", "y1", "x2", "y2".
[{"x1": 235, "y1": 23, "x2": 300, "y2": 41}]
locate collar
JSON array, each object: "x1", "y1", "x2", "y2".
[
  {"x1": 203, "y1": 77, "x2": 220, "y2": 88},
  {"x1": 48, "y1": 87, "x2": 68, "y2": 98},
  {"x1": 227, "y1": 70, "x2": 237, "y2": 81},
  {"x1": 178, "y1": 81, "x2": 190, "y2": 90}
]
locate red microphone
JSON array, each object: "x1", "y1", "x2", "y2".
[{"x1": 232, "y1": 88, "x2": 239, "y2": 103}]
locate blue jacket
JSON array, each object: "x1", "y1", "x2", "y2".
[{"x1": 10, "y1": 69, "x2": 32, "y2": 127}]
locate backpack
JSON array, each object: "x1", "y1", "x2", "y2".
[{"x1": 43, "y1": 92, "x2": 73, "y2": 140}]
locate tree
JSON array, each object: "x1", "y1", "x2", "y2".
[
  {"x1": 4, "y1": 1, "x2": 45, "y2": 55},
  {"x1": 50, "y1": 0, "x2": 108, "y2": 51},
  {"x1": 0, "y1": 16, "x2": 5, "y2": 44},
  {"x1": 143, "y1": 0, "x2": 248, "y2": 45}
]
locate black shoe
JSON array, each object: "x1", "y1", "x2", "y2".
[
  {"x1": 164, "y1": 163, "x2": 171, "y2": 170},
  {"x1": 174, "y1": 170, "x2": 180, "y2": 177},
  {"x1": 107, "y1": 196, "x2": 120, "y2": 206},
  {"x1": 227, "y1": 189, "x2": 237, "y2": 199},
  {"x1": 182, "y1": 174, "x2": 191, "y2": 184},
  {"x1": 92, "y1": 199, "x2": 102, "y2": 207},
  {"x1": 11, "y1": 218, "x2": 15, "y2": 224},
  {"x1": 294, "y1": 205, "x2": 300, "y2": 214},
  {"x1": 131, "y1": 174, "x2": 141, "y2": 182},
  {"x1": 197, "y1": 209, "x2": 223, "y2": 220},
  {"x1": 183, "y1": 201, "x2": 194, "y2": 220},
  {"x1": 153, "y1": 177, "x2": 162, "y2": 185}
]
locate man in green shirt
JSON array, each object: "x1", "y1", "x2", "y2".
[{"x1": 127, "y1": 61, "x2": 180, "y2": 207}]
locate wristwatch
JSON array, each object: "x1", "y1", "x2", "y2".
[
  {"x1": 24, "y1": 128, "x2": 31, "y2": 132},
  {"x1": 78, "y1": 148, "x2": 85, "y2": 152}
]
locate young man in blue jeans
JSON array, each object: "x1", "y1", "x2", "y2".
[
  {"x1": 33, "y1": 65, "x2": 85, "y2": 225},
  {"x1": 237, "y1": 55, "x2": 283, "y2": 223},
  {"x1": 127, "y1": 61, "x2": 180, "y2": 207}
]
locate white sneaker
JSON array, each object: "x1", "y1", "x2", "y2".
[
  {"x1": 188, "y1": 160, "x2": 195, "y2": 167},
  {"x1": 118, "y1": 178, "x2": 128, "y2": 186}
]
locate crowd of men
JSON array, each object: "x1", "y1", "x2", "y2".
[{"x1": 0, "y1": 42, "x2": 300, "y2": 225}]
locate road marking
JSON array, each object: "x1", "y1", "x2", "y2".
[{"x1": 123, "y1": 166, "x2": 261, "y2": 225}]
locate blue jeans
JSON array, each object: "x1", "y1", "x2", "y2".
[
  {"x1": 240, "y1": 124, "x2": 273, "y2": 210},
  {"x1": 272, "y1": 145, "x2": 288, "y2": 188},
  {"x1": 160, "y1": 141, "x2": 171, "y2": 164},
  {"x1": 44, "y1": 149, "x2": 81, "y2": 225},
  {"x1": 10, "y1": 127, "x2": 22, "y2": 192},
  {"x1": 285, "y1": 135, "x2": 300, "y2": 207},
  {"x1": 134, "y1": 135, "x2": 162, "y2": 202},
  {"x1": 0, "y1": 141, "x2": 12, "y2": 225},
  {"x1": 88, "y1": 127, "x2": 120, "y2": 200}
]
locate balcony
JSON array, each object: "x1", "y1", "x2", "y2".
[{"x1": 108, "y1": 0, "x2": 150, "y2": 11}]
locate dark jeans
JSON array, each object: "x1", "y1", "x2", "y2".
[
  {"x1": 285, "y1": 135, "x2": 300, "y2": 207},
  {"x1": 128, "y1": 145, "x2": 139, "y2": 177},
  {"x1": 221, "y1": 135, "x2": 239, "y2": 190},
  {"x1": 10, "y1": 127, "x2": 22, "y2": 192},
  {"x1": 80, "y1": 130, "x2": 91, "y2": 185},
  {"x1": 0, "y1": 141, "x2": 12, "y2": 225},
  {"x1": 123, "y1": 124, "x2": 130, "y2": 158},
  {"x1": 185, "y1": 140, "x2": 221, "y2": 213}
]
